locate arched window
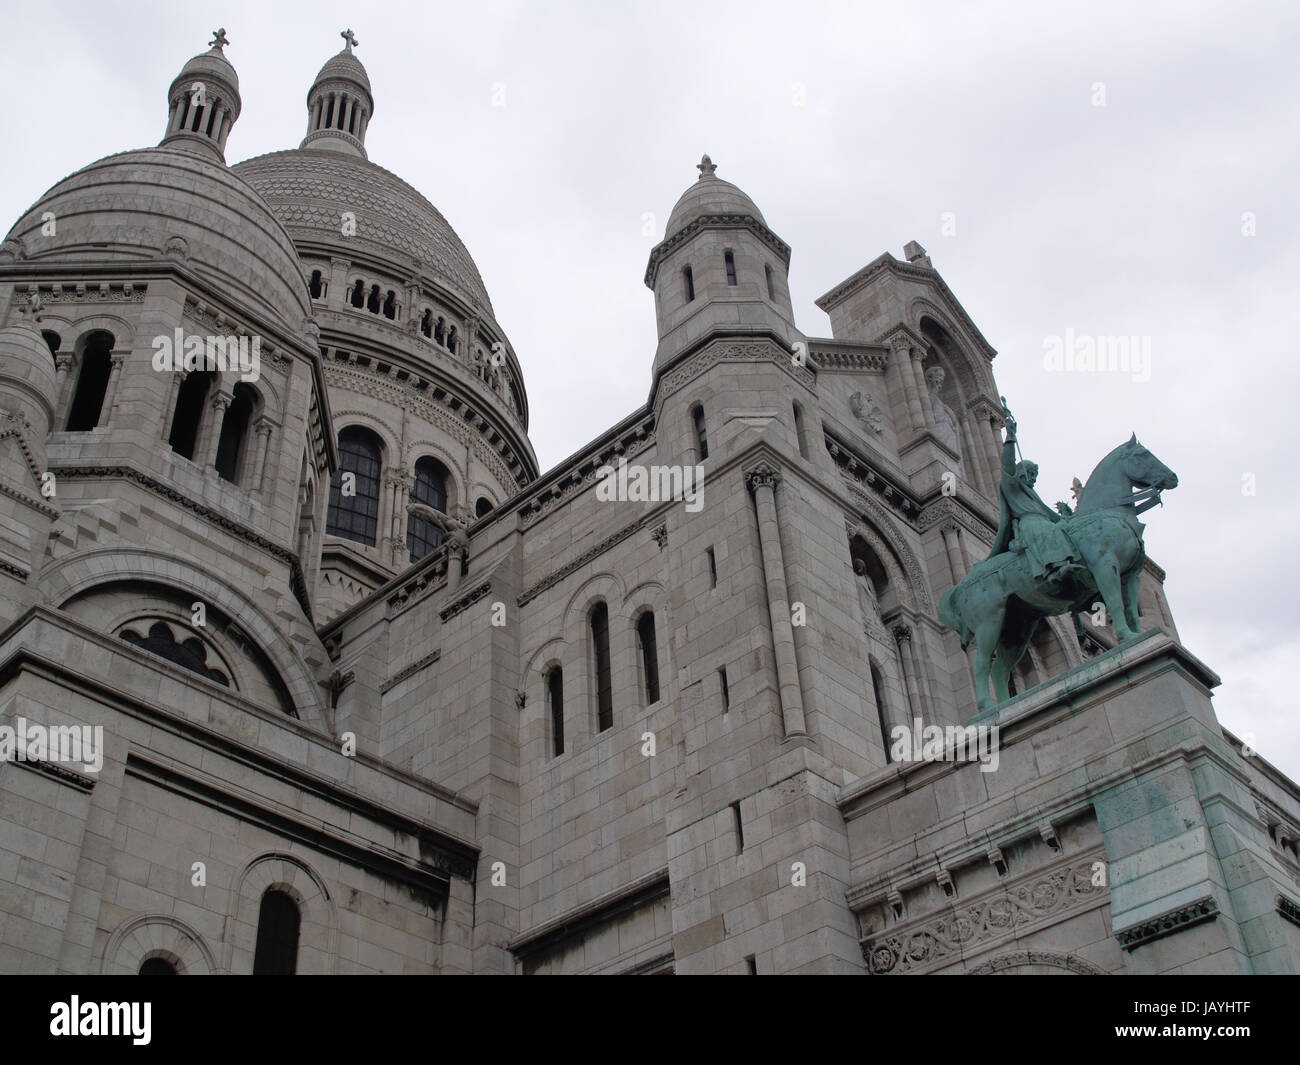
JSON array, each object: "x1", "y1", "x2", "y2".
[
  {"x1": 434, "y1": 317, "x2": 445, "y2": 344},
  {"x1": 350, "y1": 279, "x2": 365, "y2": 308},
  {"x1": 692, "y1": 404, "x2": 709, "y2": 461},
  {"x1": 509, "y1": 380, "x2": 524, "y2": 419},
  {"x1": 724, "y1": 250, "x2": 737, "y2": 286},
  {"x1": 475, "y1": 496, "x2": 493, "y2": 519},
  {"x1": 547, "y1": 666, "x2": 564, "y2": 757},
  {"x1": 309, "y1": 270, "x2": 324, "y2": 299},
  {"x1": 420, "y1": 309, "x2": 432, "y2": 338},
  {"x1": 252, "y1": 888, "x2": 300, "y2": 975},
  {"x1": 637, "y1": 612, "x2": 660, "y2": 705},
  {"x1": 407, "y1": 455, "x2": 449, "y2": 561},
  {"x1": 765, "y1": 263, "x2": 775, "y2": 300},
  {"x1": 168, "y1": 370, "x2": 214, "y2": 460},
  {"x1": 327, "y1": 426, "x2": 382, "y2": 546},
  {"x1": 41, "y1": 330, "x2": 60, "y2": 357},
  {"x1": 446, "y1": 326, "x2": 457, "y2": 353},
  {"x1": 683, "y1": 265, "x2": 695, "y2": 302},
  {"x1": 382, "y1": 290, "x2": 397, "y2": 320},
  {"x1": 65, "y1": 330, "x2": 114, "y2": 431},
  {"x1": 138, "y1": 957, "x2": 177, "y2": 975},
  {"x1": 366, "y1": 284, "x2": 381, "y2": 314},
  {"x1": 214, "y1": 383, "x2": 257, "y2": 484},
  {"x1": 591, "y1": 602, "x2": 613, "y2": 732}
]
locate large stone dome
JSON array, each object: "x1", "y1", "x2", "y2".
[
  {"x1": 233, "y1": 149, "x2": 493, "y2": 314},
  {"x1": 3, "y1": 147, "x2": 309, "y2": 327}
]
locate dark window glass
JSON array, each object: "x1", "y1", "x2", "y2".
[
  {"x1": 420, "y1": 309, "x2": 432, "y2": 338},
  {"x1": 327, "y1": 426, "x2": 382, "y2": 545},
  {"x1": 765, "y1": 264, "x2": 775, "y2": 300},
  {"x1": 683, "y1": 266, "x2": 695, "y2": 302},
  {"x1": 872, "y1": 664, "x2": 891, "y2": 764},
  {"x1": 66, "y1": 331, "x2": 114, "y2": 431},
  {"x1": 637, "y1": 612, "x2": 660, "y2": 704},
  {"x1": 548, "y1": 667, "x2": 564, "y2": 756},
  {"x1": 168, "y1": 370, "x2": 213, "y2": 460},
  {"x1": 42, "y1": 330, "x2": 60, "y2": 357},
  {"x1": 253, "y1": 889, "x2": 300, "y2": 975},
  {"x1": 214, "y1": 383, "x2": 256, "y2": 483},
  {"x1": 350, "y1": 279, "x2": 365, "y2": 308},
  {"x1": 139, "y1": 957, "x2": 177, "y2": 975},
  {"x1": 692, "y1": 405, "x2": 709, "y2": 460},
  {"x1": 407, "y1": 456, "x2": 448, "y2": 561},
  {"x1": 382, "y1": 290, "x2": 397, "y2": 320},
  {"x1": 591, "y1": 602, "x2": 613, "y2": 732},
  {"x1": 724, "y1": 250, "x2": 737, "y2": 286},
  {"x1": 475, "y1": 497, "x2": 493, "y2": 518},
  {"x1": 309, "y1": 270, "x2": 324, "y2": 299}
]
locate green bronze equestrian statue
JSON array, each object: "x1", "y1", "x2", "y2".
[{"x1": 939, "y1": 399, "x2": 1178, "y2": 713}]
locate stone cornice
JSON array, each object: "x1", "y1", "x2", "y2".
[
  {"x1": 806, "y1": 338, "x2": 889, "y2": 373},
  {"x1": 825, "y1": 427, "x2": 921, "y2": 521},
  {"x1": 658, "y1": 337, "x2": 815, "y2": 400},
  {"x1": 917, "y1": 495, "x2": 995, "y2": 544},
  {"x1": 644, "y1": 213, "x2": 790, "y2": 288},
  {"x1": 509, "y1": 868, "x2": 670, "y2": 957},
  {"x1": 380, "y1": 649, "x2": 441, "y2": 695},
  {"x1": 1114, "y1": 896, "x2": 1219, "y2": 950},
  {"x1": 517, "y1": 518, "x2": 647, "y2": 607},
  {"x1": 439, "y1": 578, "x2": 492, "y2": 622}
]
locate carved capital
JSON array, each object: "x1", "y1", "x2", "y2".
[
  {"x1": 892, "y1": 622, "x2": 912, "y2": 644},
  {"x1": 54, "y1": 353, "x2": 73, "y2": 373},
  {"x1": 745, "y1": 462, "x2": 781, "y2": 493}
]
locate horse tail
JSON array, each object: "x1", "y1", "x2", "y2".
[{"x1": 939, "y1": 585, "x2": 970, "y2": 648}]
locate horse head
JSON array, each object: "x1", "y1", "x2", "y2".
[
  {"x1": 1077, "y1": 434, "x2": 1178, "y2": 513},
  {"x1": 1121, "y1": 433, "x2": 1178, "y2": 493}
]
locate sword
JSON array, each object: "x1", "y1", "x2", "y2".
[{"x1": 1000, "y1": 395, "x2": 1022, "y2": 462}]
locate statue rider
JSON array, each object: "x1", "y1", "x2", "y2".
[{"x1": 989, "y1": 401, "x2": 1082, "y2": 583}]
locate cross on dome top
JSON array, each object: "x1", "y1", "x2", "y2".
[
  {"x1": 697, "y1": 154, "x2": 718, "y2": 179},
  {"x1": 209, "y1": 27, "x2": 229, "y2": 51},
  {"x1": 341, "y1": 28, "x2": 359, "y2": 52}
]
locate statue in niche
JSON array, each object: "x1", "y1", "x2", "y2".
[
  {"x1": 925, "y1": 365, "x2": 962, "y2": 458},
  {"x1": 853, "y1": 556, "x2": 881, "y2": 631},
  {"x1": 849, "y1": 391, "x2": 885, "y2": 436}
]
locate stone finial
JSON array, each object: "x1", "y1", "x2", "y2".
[
  {"x1": 209, "y1": 27, "x2": 229, "y2": 51},
  {"x1": 341, "y1": 28, "x2": 359, "y2": 52},
  {"x1": 697, "y1": 154, "x2": 717, "y2": 180}
]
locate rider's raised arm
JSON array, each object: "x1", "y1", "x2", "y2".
[{"x1": 1001, "y1": 420, "x2": 1017, "y2": 478}]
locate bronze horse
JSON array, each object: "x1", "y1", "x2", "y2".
[{"x1": 939, "y1": 435, "x2": 1177, "y2": 712}]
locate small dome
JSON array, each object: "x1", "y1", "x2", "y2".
[
  {"x1": 178, "y1": 45, "x2": 239, "y2": 91},
  {"x1": 5, "y1": 148, "x2": 310, "y2": 328},
  {"x1": 0, "y1": 309, "x2": 58, "y2": 426},
  {"x1": 313, "y1": 49, "x2": 371, "y2": 95},
  {"x1": 665, "y1": 155, "x2": 766, "y2": 236}
]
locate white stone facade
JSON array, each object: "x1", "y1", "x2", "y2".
[{"x1": 0, "y1": 34, "x2": 1297, "y2": 976}]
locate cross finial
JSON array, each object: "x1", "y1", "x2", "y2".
[
  {"x1": 341, "y1": 28, "x2": 358, "y2": 52},
  {"x1": 209, "y1": 27, "x2": 229, "y2": 51},
  {"x1": 697, "y1": 154, "x2": 717, "y2": 179}
]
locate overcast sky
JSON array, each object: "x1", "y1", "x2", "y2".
[{"x1": 6, "y1": 1, "x2": 1298, "y2": 778}]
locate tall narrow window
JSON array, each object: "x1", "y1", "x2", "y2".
[
  {"x1": 591, "y1": 602, "x2": 613, "y2": 732},
  {"x1": 446, "y1": 326, "x2": 457, "y2": 353},
  {"x1": 724, "y1": 250, "x2": 737, "y2": 286},
  {"x1": 872, "y1": 663, "x2": 892, "y2": 764},
  {"x1": 309, "y1": 270, "x2": 324, "y2": 299},
  {"x1": 382, "y1": 290, "x2": 397, "y2": 320},
  {"x1": 168, "y1": 370, "x2": 214, "y2": 460},
  {"x1": 350, "y1": 279, "x2": 365, "y2": 307},
  {"x1": 637, "y1": 612, "x2": 660, "y2": 704},
  {"x1": 434, "y1": 317, "x2": 445, "y2": 344},
  {"x1": 683, "y1": 265, "x2": 695, "y2": 302},
  {"x1": 407, "y1": 455, "x2": 449, "y2": 561},
  {"x1": 731, "y1": 801, "x2": 744, "y2": 852},
  {"x1": 327, "y1": 426, "x2": 382, "y2": 546},
  {"x1": 765, "y1": 263, "x2": 775, "y2": 300},
  {"x1": 692, "y1": 404, "x2": 709, "y2": 461},
  {"x1": 547, "y1": 666, "x2": 564, "y2": 756},
  {"x1": 719, "y1": 666, "x2": 730, "y2": 714},
  {"x1": 253, "y1": 889, "x2": 300, "y2": 975},
  {"x1": 793, "y1": 401, "x2": 809, "y2": 459},
  {"x1": 707, "y1": 547, "x2": 718, "y2": 589},
  {"x1": 214, "y1": 383, "x2": 256, "y2": 483},
  {"x1": 366, "y1": 284, "x2": 381, "y2": 314},
  {"x1": 65, "y1": 331, "x2": 114, "y2": 431},
  {"x1": 420, "y1": 309, "x2": 432, "y2": 338},
  {"x1": 42, "y1": 330, "x2": 60, "y2": 357}
]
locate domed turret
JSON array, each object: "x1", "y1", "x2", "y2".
[
  {"x1": 0, "y1": 298, "x2": 58, "y2": 437},
  {"x1": 301, "y1": 29, "x2": 375, "y2": 158},
  {"x1": 160, "y1": 28, "x2": 242, "y2": 163},
  {"x1": 645, "y1": 155, "x2": 797, "y2": 374}
]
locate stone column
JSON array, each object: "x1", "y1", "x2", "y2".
[
  {"x1": 159, "y1": 369, "x2": 186, "y2": 444},
  {"x1": 959, "y1": 416, "x2": 989, "y2": 495},
  {"x1": 202, "y1": 390, "x2": 231, "y2": 470},
  {"x1": 102, "y1": 352, "x2": 127, "y2": 425},
  {"x1": 53, "y1": 352, "x2": 74, "y2": 428},
  {"x1": 889, "y1": 335, "x2": 925, "y2": 433},
  {"x1": 252, "y1": 419, "x2": 273, "y2": 495},
  {"x1": 746, "y1": 463, "x2": 806, "y2": 738},
  {"x1": 893, "y1": 623, "x2": 922, "y2": 719},
  {"x1": 328, "y1": 257, "x2": 349, "y2": 309},
  {"x1": 940, "y1": 522, "x2": 966, "y2": 586},
  {"x1": 912, "y1": 351, "x2": 935, "y2": 432}
]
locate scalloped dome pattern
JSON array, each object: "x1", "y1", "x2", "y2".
[
  {"x1": 5, "y1": 148, "x2": 310, "y2": 327},
  {"x1": 313, "y1": 50, "x2": 370, "y2": 93},
  {"x1": 234, "y1": 150, "x2": 492, "y2": 313}
]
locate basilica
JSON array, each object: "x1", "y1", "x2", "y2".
[{"x1": 0, "y1": 30, "x2": 1297, "y2": 974}]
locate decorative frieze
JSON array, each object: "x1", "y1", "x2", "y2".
[
  {"x1": 660, "y1": 340, "x2": 814, "y2": 395},
  {"x1": 439, "y1": 579, "x2": 492, "y2": 622},
  {"x1": 1114, "y1": 896, "x2": 1219, "y2": 950},
  {"x1": 15, "y1": 281, "x2": 146, "y2": 305}
]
